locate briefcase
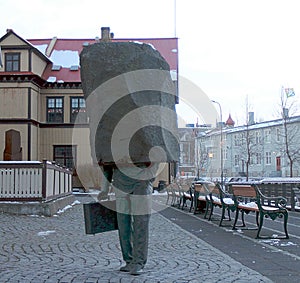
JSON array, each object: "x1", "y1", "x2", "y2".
[{"x1": 83, "y1": 200, "x2": 118, "y2": 235}]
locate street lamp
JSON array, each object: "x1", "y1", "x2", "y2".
[{"x1": 211, "y1": 100, "x2": 224, "y2": 187}]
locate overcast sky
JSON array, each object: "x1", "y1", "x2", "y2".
[{"x1": 2, "y1": 0, "x2": 300, "y2": 126}]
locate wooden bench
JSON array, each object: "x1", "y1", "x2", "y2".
[
  {"x1": 193, "y1": 182, "x2": 212, "y2": 214},
  {"x1": 168, "y1": 182, "x2": 182, "y2": 207},
  {"x1": 176, "y1": 181, "x2": 194, "y2": 211},
  {"x1": 205, "y1": 183, "x2": 235, "y2": 226},
  {"x1": 165, "y1": 183, "x2": 174, "y2": 205},
  {"x1": 231, "y1": 184, "x2": 289, "y2": 239},
  {"x1": 165, "y1": 180, "x2": 191, "y2": 210}
]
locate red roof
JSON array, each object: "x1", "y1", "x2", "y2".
[{"x1": 28, "y1": 37, "x2": 178, "y2": 83}]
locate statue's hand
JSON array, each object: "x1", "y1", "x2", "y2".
[{"x1": 97, "y1": 190, "x2": 109, "y2": 202}]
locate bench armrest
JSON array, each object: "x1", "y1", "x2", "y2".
[{"x1": 256, "y1": 187, "x2": 287, "y2": 208}]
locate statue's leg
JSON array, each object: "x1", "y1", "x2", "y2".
[
  {"x1": 130, "y1": 179, "x2": 152, "y2": 267},
  {"x1": 113, "y1": 164, "x2": 157, "y2": 272},
  {"x1": 116, "y1": 191, "x2": 133, "y2": 264}
]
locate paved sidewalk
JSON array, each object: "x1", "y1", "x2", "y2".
[{"x1": 0, "y1": 194, "x2": 273, "y2": 283}]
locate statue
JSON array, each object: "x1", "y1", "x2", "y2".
[{"x1": 80, "y1": 29, "x2": 179, "y2": 275}]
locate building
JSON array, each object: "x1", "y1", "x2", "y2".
[
  {"x1": 0, "y1": 28, "x2": 178, "y2": 189},
  {"x1": 196, "y1": 112, "x2": 300, "y2": 180},
  {"x1": 178, "y1": 123, "x2": 212, "y2": 177}
]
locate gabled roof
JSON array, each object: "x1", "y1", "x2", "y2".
[
  {"x1": 0, "y1": 29, "x2": 51, "y2": 64},
  {"x1": 28, "y1": 37, "x2": 178, "y2": 83}
]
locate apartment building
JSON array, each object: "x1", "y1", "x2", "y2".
[{"x1": 196, "y1": 112, "x2": 300, "y2": 180}]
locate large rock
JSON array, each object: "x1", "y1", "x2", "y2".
[{"x1": 80, "y1": 42, "x2": 179, "y2": 165}]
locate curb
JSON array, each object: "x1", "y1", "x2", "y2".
[{"x1": 0, "y1": 194, "x2": 76, "y2": 216}]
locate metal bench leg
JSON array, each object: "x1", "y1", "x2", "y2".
[
  {"x1": 256, "y1": 212, "x2": 264, "y2": 239},
  {"x1": 166, "y1": 194, "x2": 170, "y2": 205},
  {"x1": 241, "y1": 211, "x2": 246, "y2": 227},
  {"x1": 284, "y1": 212, "x2": 289, "y2": 239},
  {"x1": 181, "y1": 197, "x2": 186, "y2": 210},
  {"x1": 227, "y1": 209, "x2": 231, "y2": 221},
  {"x1": 208, "y1": 203, "x2": 214, "y2": 221},
  {"x1": 255, "y1": 211, "x2": 259, "y2": 227},
  {"x1": 219, "y1": 206, "x2": 226, "y2": 226},
  {"x1": 170, "y1": 195, "x2": 174, "y2": 206},
  {"x1": 189, "y1": 198, "x2": 193, "y2": 212},
  {"x1": 233, "y1": 209, "x2": 239, "y2": 229},
  {"x1": 179, "y1": 196, "x2": 183, "y2": 208}
]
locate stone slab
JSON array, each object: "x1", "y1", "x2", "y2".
[{"x1": 80, "y1": 42, "x2": 179, "y2": 165}]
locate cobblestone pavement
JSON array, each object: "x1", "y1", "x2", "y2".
[{"x1": 0, "y1": 194, "x2": 273, "y2": 283}]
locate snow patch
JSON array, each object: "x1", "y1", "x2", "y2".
[
  {"x1": 47, "y1": 76, "x2": 56, "y2": 83},
  {"x1": 37, "y1": 230, "x2": 56, "y2": 236},
  {"x1": 55, "y1": 200, "x2": 80, "y2": 215},
  {"x1": 33, "y1": 44, "x2": 48, "y2": 55},
  {"x1": 49, "y1": 50, "x2": 79, "y2": 67}
]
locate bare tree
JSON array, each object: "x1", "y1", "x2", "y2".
[
  {"x1": 195, "y1": 133, "x2": 209, "y2": 178},
  {"x1": 277, "y1": 90, "x2": 300, "y2": 177},
  {"x1": 235, "y1": 96, "x2": 262, "y2": 180},
  {"x1": 195, "y1": 129, "x2": 221, "y2": 181},
  {"x1": 195, "y1": 135, "x2": 209, "y2": 178}
]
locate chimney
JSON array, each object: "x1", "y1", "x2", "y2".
[
  {"x1": 101, "y1": 27, "x2": 111, "y2": 42},
  {"x1": 45, "y1": 36, "x2": 57, "y2": 57},
  {"x1": 248, "y1": 112, "x2": 255, "y2": 125}
]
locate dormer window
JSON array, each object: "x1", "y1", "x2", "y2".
[{"x1": 5, "y1": 52, "x2": 20, "y2": 71}]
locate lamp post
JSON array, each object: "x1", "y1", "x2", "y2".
[{"x1": 212, "y1": 100, "x2": 223, "y2": 187}]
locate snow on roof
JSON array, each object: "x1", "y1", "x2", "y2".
[
  {"x1": 200, "y1": 115, "x2": 300, "y2": 137},
  {"x1": 47, "y1": 76, "x2": 56, "y2": 83},
  {"x1": 228, "y1": 116, "x2": 300, "y2": 132},
  {"x1": 34, "y1": 44, "x2": 48, "y2": 55},
  {"x1": 49, "y1": 50, "x2": 79, "y2": 68}
]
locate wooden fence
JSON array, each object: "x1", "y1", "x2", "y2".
[{"x1": 0, "y1": 160, "x2": 72, "y2": 201}]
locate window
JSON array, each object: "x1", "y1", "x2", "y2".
[
  {"x1": 264, "y1": 129, "x2": 271, "y2": 143},
  {"x1": 223, "y1": 148, "x2": 228, "y2": 160},
  {"x1": 179, "y1": 143, "x2": 183, "y2": 151},
  {"x1": 255, "y1": 131, "x2": 261, "y2": 144},
  {"x1": 276, "y1": 128, "x2": 281, "y2": 142},
  {"x1": 241, "y1": 132, "x2": 245, "y2": 145},
  {"x1": 5, "y1": 52, "x2": 20, "y2": 71},
  {"x1": 208, "y1": 148, "x2": 215, "y2": 159},
  {"x1": 234, "y1": 135, "x2": 240, "y2": 146},
  {"x1": 54, "y1": 145, "x2": 76, "y2": 169},
  {"x1": 256, "y1": 153, "x2": 262, "y2": 165},
  {"x1": 234, "y1": 154, "x2": 239, "y2": 166},
  {"x1": 266, "y1": 152, "x2": 271, "y2": 165},
  {"x1": 47, "y1": 97, "x2": 63, "y2": 123},
  {"x1": 70, "y1": 97, "x2": 87, "y2": 123}
]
